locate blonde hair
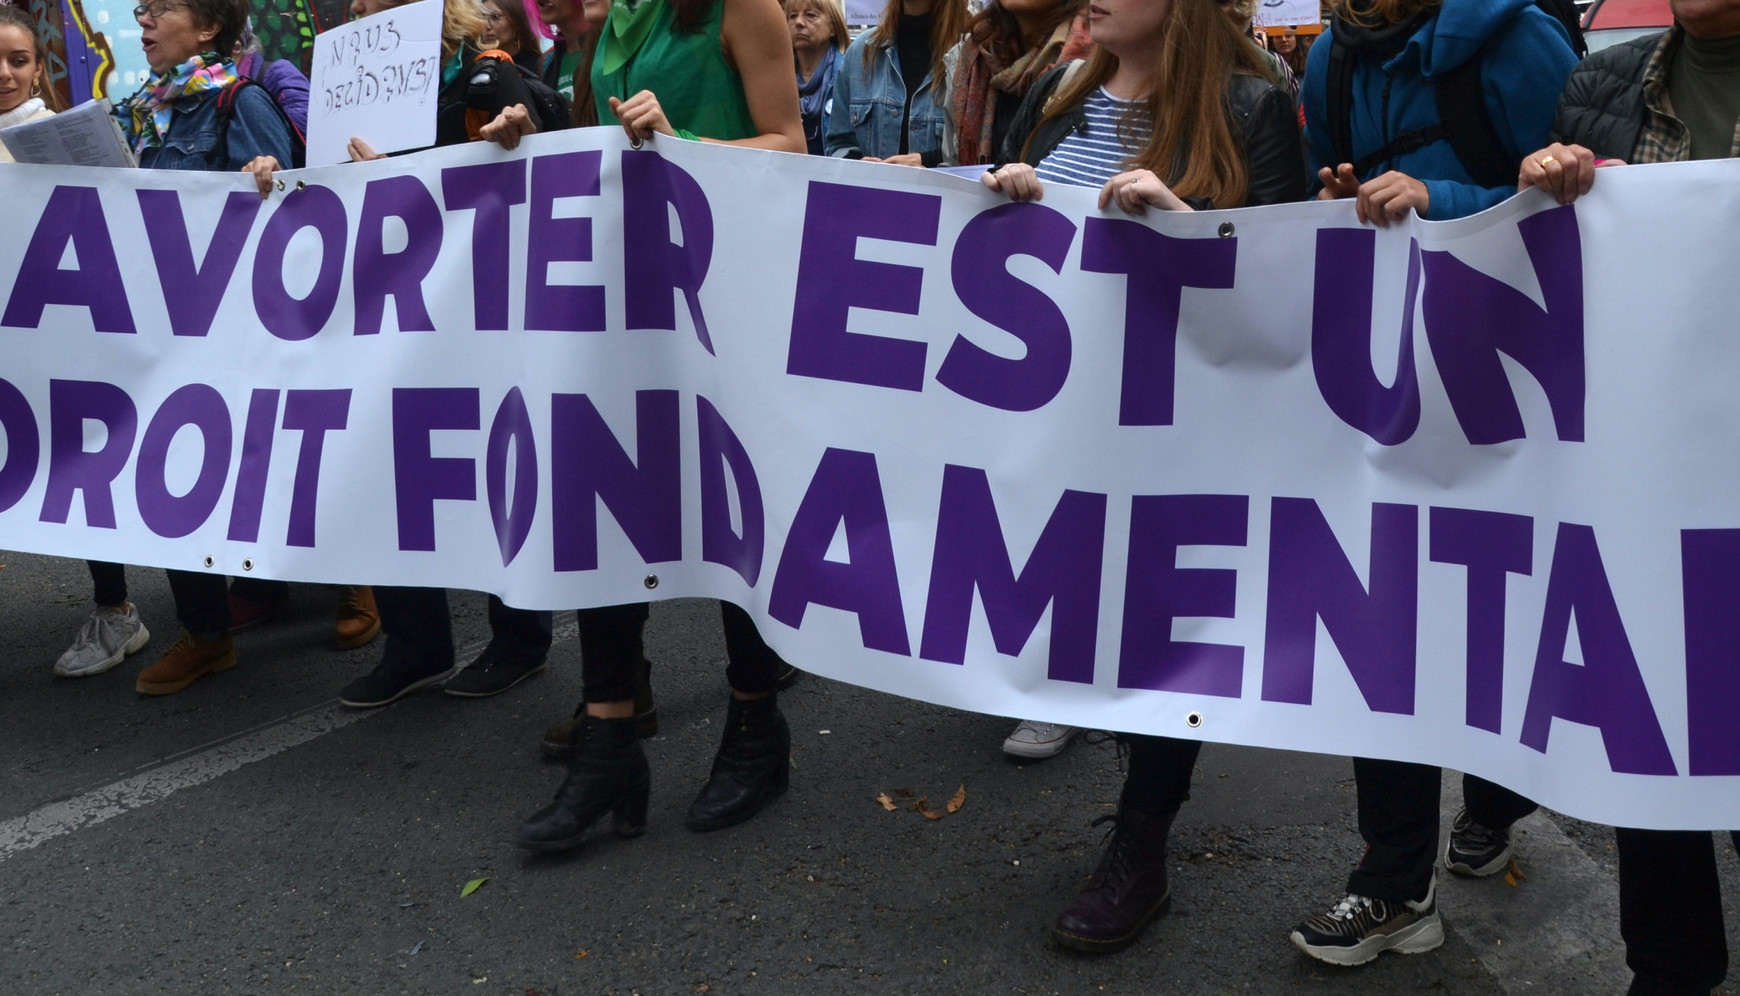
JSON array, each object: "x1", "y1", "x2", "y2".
[
  {"x1": 442, "y1": 0, "x2": 488, "y2": 61},
  {"x1": 789, "y1": 0, "x2": 851, "y2": 51},
  {"x1": 1027, "y1": 0, "x2": 1274, "y2": 208},
  {"x1": 1326, "y1": 0, "x2": 1440, "y2": 28},
  {"x1": 863, "y1": 0, "x2": 969, "y2": 95}
]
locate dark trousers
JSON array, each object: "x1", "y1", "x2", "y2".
[
  {"x1": 1618, "y1": 828, "x2": 1740, "y2": 996},
  {"x1": 574, "y1": 601, "x2": 781, "y2": 703},
  {"x1": 89, "y1": 561, "x2": 127, "y2": 607},
  {"x1": 1348, "y1": 759, "x2": 1538, "y2": 902},
  {"x1": 375, "y1": 586, "x2": 552, "y2": 672},
  {"x1": 1120, "y1": 735, "x2": 1205, "y2": 817}
]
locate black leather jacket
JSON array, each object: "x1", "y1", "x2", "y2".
[
  {"x1": 1549, "y1": 31, "x2": 1667, "y2": 161},
  {"x1": 995, "y1": 61, "x2": 1310, "y2": 208}
]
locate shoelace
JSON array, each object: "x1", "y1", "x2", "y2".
[
  {"x1": 1085, "y1": 814, "x2": 1135, "y2": 887},
  {"x1": 1457, "y1": 821, "x2": 1503, "y2": 847},
  {"x1": 1327, "y1": 894, "x2": 1376, "y2": 921}
]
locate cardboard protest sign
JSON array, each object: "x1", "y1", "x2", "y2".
[{"x1": 306, "y1": 0, "x2": 445, "y2": 166}]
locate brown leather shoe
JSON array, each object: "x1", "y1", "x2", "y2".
[
  {"x1": 1051, "y1": 808, "x2": 1175, "y2": 953},
  {"x1": 335, "y1": 586, "x2": 380, "y2": 649},
  {"x1": 136, "y1": 631, "x2": 236, "y2": 695}
]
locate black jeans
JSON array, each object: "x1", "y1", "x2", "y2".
[
  {"x1": 89, "y1": 561, "x2": 126, "y2": 607},
  {"x1": 1618, "y1": 828, "x2": 1740, "y2": 995},
  {"x1": 1348, "y1": 759, "x2": 1538, "y2": 902},
  {"x1": 1118, "y1": 735, "x2": 1204, "y2": 817},
  {"x1": 374, "y1": 586, "x2": 552, "y2": 673},
  {"x1": 162, "y1": 572, "x2": 291, "y2": 635},
  {"x1": 575, "y1": 601, "x2": 782, "y2": 703}
]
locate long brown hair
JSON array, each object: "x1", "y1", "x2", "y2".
[
  {"x1": 569, "y1": 26, "x2": 600, "y2": 126},
  {"x1": 965, "y1": 0, "x2": 1082, "y2": 67},
  {"x1": 862, "y1": 0, "x2": 969, "y2": 94},
  {"x1": 1024, "y1": 0, "x2": 1271, "y2": 208},
  {"x1": 1326, "y1": 0, "x2": 1440, "y2": 28},
  {"x1": 0, "y1": 4, "x2": 62, "y2": 111}
]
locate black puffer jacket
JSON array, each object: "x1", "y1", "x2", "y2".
[
  {"x1": 996, "y1": 60, "x2": 1309, "y2": 208},
  {"x1": 1549, "y1": 31, "x2": 1668, "y2": 160}
]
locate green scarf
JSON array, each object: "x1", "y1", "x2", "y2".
[{"x1": 601, "y1": 0, "x2": 664, "y2": 75}]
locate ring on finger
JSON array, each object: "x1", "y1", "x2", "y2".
[{"x1": 1539, "y1": 155, "x2": 1556, "y2": 167}]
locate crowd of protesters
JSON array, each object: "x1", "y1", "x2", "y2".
[{"x1": 1, "y1": 0, "x2": 1737, "y2": 985}]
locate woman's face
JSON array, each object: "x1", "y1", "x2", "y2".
[
  {"x1": 787, "y1": 2, "x2": 828, "y2": 54},
  {"x1": 350, "y1": 0, "x2": 397, "y2": 20},
  {"x1": 0, "y1": 25, "x2": 39, "y2": 115},
  {"x1": 1272, "y1": 30, "x2": 1295, "y2": 53},
  {"x1": 136, "y1": 0, "x2": 221, "y2": 75},
  {"x1": 481, "y1": 0, "x2": 522, "y2": 50},
  {"x1": 1086, "y1": 0, "x2": 1170, "y2": 59}
]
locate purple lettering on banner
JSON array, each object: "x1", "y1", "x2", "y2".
[
  {"x1": 1, "y1": 186, "x2": 136, "y2": 334},
  {"x1": 526, "y1": 151, "x2": 606, "y2": 333},
  {"x1": 622, "y1": 151, "x2": 714, "y2": 351},
  {"x1": 937, "y1": 203, "x2": 1076, "y2": 411},
  {"x1": 786, "y1": 181, "x2": 939, "y2": 391},
  {"x1": 252, "y1": 186, "x2": 348, "y2": 342},
  {"x1": 225, "y1": 389, "x2": 281, "y2": 542},
  {"x1": 486, "y1": 388, "x2": 538, "y2": 566},
  {"x1": 1422, "y1": 205, "x2": 1585, "y2": 444},
  {"x1": 441, "y1": 160, "x2": 527, "y2": 331},
  {"x1": 0, "y1": 378, "x2": 40, "y2": 513},
  {"x1": 136, "y1": 190, "x2": 262, "y2": 337},
  {"x1": 282, "y1": 390, "x2": 351, "y2": 547},
  {"x1": 1262, "y1": 499, "x2": 1418, "y2": 713},
  {"x1": 391, "y1": 388, "x2": 479, "y2": 551},
  {"x1": 135, "y1": 384, "x2": 232, "y2": 539},
  {"x1": 550, "y1": 390, "x2": 681, "y2": 571},
  {"x1": 40, "y1": 380, "x2": 137, "y2": 527},
  {"x1": 918, "y1": 465, "x2": 1104, "y2": 682},
  {"x1": 697, "y1": 395, "x2": 765, "y2": 586},
  {"x1": 1428, "y1": 506, "x2": 1533, "y2": 734},
  {"x1": 768, "y1": 447, "x2": 910, "y2": 655},
  {"x1": 1079, "y1": 218, "x2": 1236, "y2": 426},
  {"x1": 1520, "y1": 523, "x2": 1675, "y2": 774},
  {"x1": 1120, "y1": 494, "x2": 1249, "y2": 697},
  {"x1": 354, "y1": 176, "x2": 443, "y2": 336},
  {"x1": 1311, "y1": 231, "x2": 1421, "y2": 444},
  {"x1": 1683, "y1": 529, "x2": 1740, "y2": 775}
]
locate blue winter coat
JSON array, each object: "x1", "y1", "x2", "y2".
[{"x1": 1301, "y1": 0, "x2": 1578, "y2": 220}]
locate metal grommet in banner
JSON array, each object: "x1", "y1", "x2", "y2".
[
  {"x1": 275, "y1": 178, "x2": 285, "y2": 191},
  {"x1": 295, "y1": 180, "x2": 307, "y2": 192},
  {"x1": 1217, "y1": 222, "x2": 1235, "y2": 239},
  {"x1": 644, "y1": 574, "x2": 659, "y2": 590},
  {"x1": 1185, "y1": 711, "x2": 1203, "y2": 729},
  {"x1": 202, "y1": 555, "x2": 216, "y2": 569},
  {"x1": 242, "y1": 558, "x2": 254, "y2": 572},
  {"x1": 630, "y1": 134, "x2": 644, "y2": 151}
]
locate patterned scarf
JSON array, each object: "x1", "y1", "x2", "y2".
[
  {"x1": 120, "y1": 53, "x2": 237, "y2": 155},
  {"x1": 949, "y1": 15, "x2": 1091, "y2": 165}
]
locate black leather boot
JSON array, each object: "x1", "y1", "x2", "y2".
[
  {"x1": 685, "y1": 693, "x2": 790, "y2": 832},
  {"x1": 1050, "y1": 807, "x2": 1175, "y2": 953},
  {"x1": 515, "y1": 715, "x2": 650, "y2": 852},
  {"x1": 539, "y1": 659, "x2": 658, "y2": 759}
]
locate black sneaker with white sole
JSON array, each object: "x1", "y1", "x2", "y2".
[
  {"x1": 1290, "y1": 875, "x2": 1444, "y2": 966},
  {"x1": 1444, "y1": 806, "x2": 1517, "y2": 877},
  {"x1": 443, "y1": 650, "x2": 547, "y2": 698},
  {"x1": 339, "y1": 659, "x2": 457, "y2": 708}
]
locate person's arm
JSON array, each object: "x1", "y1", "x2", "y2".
[
  {"x1": 717, "y1": 0, "x2": 804, "y2": 151},
  {"x1": 1418, "y1": 7, "x2": 1578, "y2": 219},
  {"x1": 823, "y1": 40, "x2": 864, "y2": 158}
]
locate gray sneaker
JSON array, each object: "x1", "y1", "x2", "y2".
[
  {"x1": 1290, "y1": 875, "x2": 1444, "y2": 966},
  {"x1": 55, "y1": 604, "x2": 151, "y2": 677},
  {"x1": 1002, "y1": 720, "x2": 1081, "y2": 759}
]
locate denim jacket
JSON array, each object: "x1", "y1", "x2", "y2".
[
  {"x1": 125, "y1": 84, "x2": 295, "y2": 173},
  {"x1": 824, "y1": 31, "x2": 946, "y2": 160}
]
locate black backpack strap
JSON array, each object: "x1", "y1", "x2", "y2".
[
  {"x1": 217, "y1": 77, "x2": 306, "y2": 169},
  {"x1": 1351, "y1": 121, "x2": 1451, "y2": 176},
  {"x1": 1325, "y1": 35, "x2": 1357, "y2": 171},
  {"x1": 1433, "y1": 58, "x2": 1513, "y2": 189}
]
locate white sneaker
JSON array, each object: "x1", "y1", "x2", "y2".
[
  {"x1": 54, "y1": 604, "x2": 151, "y2": 677},
  {"x1": 1002, "y1": 719, "x2": 1081, "y2": 759}
]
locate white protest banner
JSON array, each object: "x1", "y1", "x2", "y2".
[
  {"x1": 1, "y1": 134, "x2": 1737, "y2": 830},
  {"x1": 306, "y1": 0, "x2": 445, "y2": 167},
  {"x1": 1253, "y1": 0, "x2": 1320, "y2": 28}
]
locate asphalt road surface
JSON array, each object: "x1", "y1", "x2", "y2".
[{"x1": 4, "y1": 551, "x2": 1737, "y2": 994}]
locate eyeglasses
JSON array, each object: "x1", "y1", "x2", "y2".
[
  {"x1": 483, "y1": 10, "x2": 503, "y2": 20},
  {"x1": 133, "y1": 1, "x2": 191, "y2": 19}
]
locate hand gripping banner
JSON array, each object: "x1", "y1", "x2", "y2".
[{"x1": 1, "y1": 132, "x2": 1737, "y2": 829}]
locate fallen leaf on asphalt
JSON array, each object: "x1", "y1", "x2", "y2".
[
  {"x1": 460, "y1": 877, "x2": 489, "y2": 897},
  {"x1": 694, "y1": 985, "x2": 711, "y2": 993},
  {"x1": 1503, "y1": 860, "x2": 1528, "y2": 887},
  {"x1": 576, "y1": 950, "x2": 589, "y2": 959},
  {"x1": 946, "y1": 785, "x2": 966, "y2": 814},
  {"x1": 914, "y1": 798, "x2": 943, "y2": 821},
  {"x1": 876, "y1": 793, "x2": 897, "y2": 811}
]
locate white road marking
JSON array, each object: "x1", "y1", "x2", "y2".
[{"x1": 0, "y1": 612, "x2": 579, "y2": 863}]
